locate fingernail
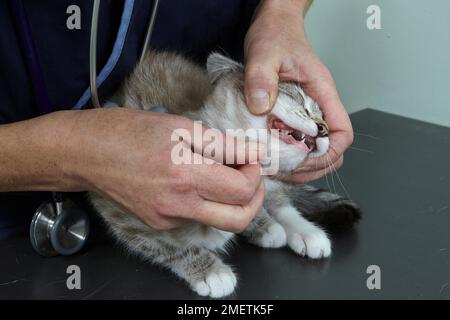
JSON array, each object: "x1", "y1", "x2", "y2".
[{"x1": 249, "y1": 90, "x2": 270, "y2": 114}]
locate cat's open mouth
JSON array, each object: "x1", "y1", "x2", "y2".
[{"x1": 268, "y1": 117, "x2": 316, "y2": 152}]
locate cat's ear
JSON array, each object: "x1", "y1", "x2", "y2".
[{"x1": 206, "y1": 53, "x2": 243, "y2": 83}]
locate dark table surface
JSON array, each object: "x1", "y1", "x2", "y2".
[{"x1": 1, "y1": 109, "x2": 450, "y2": 300}]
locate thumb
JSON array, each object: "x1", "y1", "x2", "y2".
[{"x1": 244, "y1": 54, "x2": 279, "y2": 115}]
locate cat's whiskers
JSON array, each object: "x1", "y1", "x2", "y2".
[
  {"x1": 353, "y1": 131, "x2": 380, "y2": 140},
  {"x1": 324, "y1": 155, "x2": 331, "y2": 191},
  {"x1": 325, "y1": 154, "x2": 338, "y2": 194},
  {"x1": 350, "y1": 131, "x2": 379, "y2": 154},
  {"x1": 326, "y1": 154, "x2": 337, "y2": 194},
  {"x1": 327, "y1": 153, "x2": 351, "y2": 199},
  {"x1": 348, "y1": 146, "x2": 374, "y2": 154}
]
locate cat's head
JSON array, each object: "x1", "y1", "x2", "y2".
[{"x1": 202, "y1": 53, "x2": 329, "y2": 173}]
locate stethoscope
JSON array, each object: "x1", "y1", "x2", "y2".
[{"x1": 9, "y1": 0, "x2": 160, "y2": 256}]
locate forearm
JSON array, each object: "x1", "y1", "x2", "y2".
[
  {"x1": 259, "y1": 0, "x2": 313, "y2": 18},
  {"x1": 0, "y1": 111, "x2": 86, "y2": 192},
  {"x1": 251, "y1": 0, "x2": 313, "y2": 47}
]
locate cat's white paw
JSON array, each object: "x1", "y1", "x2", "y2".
[
  {"x1": 287, "y1": 229, "x2": 331, "y2": 259},
  {"x1": 192, "y1": 267, "x2": 237, "y2": 298},
  {"x1": 253, "y1": 223, "x2": 287, "y2": 248}
]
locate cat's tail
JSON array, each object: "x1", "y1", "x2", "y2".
[{"x1": 285, "y1": 184, "x2": 361, "y2": 232}]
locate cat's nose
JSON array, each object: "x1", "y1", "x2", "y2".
[{"x1": 316, "y1": 122, "x2": 329, "y2": 137}]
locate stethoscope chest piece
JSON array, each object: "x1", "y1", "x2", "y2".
[{"x1": 30, "y1": 200, "x2": 90, "y2": 257}]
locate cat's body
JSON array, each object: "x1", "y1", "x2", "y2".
[{"x1": 90, "y1": 51, "x2": 360, "y2": 298}]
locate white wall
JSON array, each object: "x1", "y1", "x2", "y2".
[{"x1": 305, "y1": 0, "x2": 450, "y2": 127}]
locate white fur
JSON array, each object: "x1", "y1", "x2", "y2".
[
  {"x1": 192, "y1": 265, "x2": 237, "y2": 298},
  {"x1": 269, "y1": 94, "x2": 329, "y2": 171},
  {"x1": 186, "y1": 228, "x2": 234, "y2": 251},
  {"x1": 196, "y1": 81, "x2": 329, "y2": 174},
  {"x1": 274, "y1": 206, "x2": 331, "y2": 259},
  {"x1": 272, "y1": 95, "x2": 318, "y2": 137},
  {"x1": 95, "y1": 52, "x2": 338, "y2": 299},
  {"x1": 254, "y1": 222, "x2": 287, "y2": 248},
  {"x1": 309, "y1": 137, "x2": 330, "y2": 158}
]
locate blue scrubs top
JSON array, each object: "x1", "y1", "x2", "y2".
[{"x1": 0, "y1": 0, "x2": 260, "y2": 239}]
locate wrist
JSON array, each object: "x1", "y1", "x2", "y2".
[
  {"x1": 31, "y1": 110, "x2": 91, "y2": 192},
  {"x1": 258, "y1": 0, "x2": 311, "y2": 20},
  {"x1": 249, "y1": 0, "x2": 311, "y2": 48},
  {"x1": 56, "y1": 108, "x2": 148, "y2": 195},
  {"x1": 51, "y1": 109, "x2": 109, "y2": 193}
]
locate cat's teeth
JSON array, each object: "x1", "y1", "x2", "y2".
[
  {"x1": 291, "y1": 131, "x2": 306, "y2": 141},
  {"x1": 279, "y1": 130, "x2": 293, "y2": 136}
]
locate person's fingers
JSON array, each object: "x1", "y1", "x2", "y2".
[
  {"x1": 311, "y1": 82, "x2": 353, "y2": 150},
  {"x1": 191, "y1": 162, "x2": 262, "y2": 206},
  {"x1": 297, "y1": 78, "x2": 353, "y2": 173},
  {"x1": 173, "y1": 124, "x2": 266, "y2": 165},
  {"x1": 212, "y1": 134, "x2": 267, "y2": 166},
  {"x1": 193, "y1": 179, "x2": 265, "y2": 232},
  {"x1": 299, "y1": 134, "x2": 345, "y2": 172},
  {"x1": 289, "y1": 156, "x2": 344, "y2": 184},
  {"x1": 244, "y1": 47, "x2": 280, "y2": 115}
]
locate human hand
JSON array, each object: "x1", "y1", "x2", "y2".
[
  {"x1": 244, "y1": 0, "x2": 353, "y2": 183},
  {"x1": 65, "y1": 108, "x2": 265, "y2": 232}
]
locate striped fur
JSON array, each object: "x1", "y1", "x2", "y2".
[{"x1": 90, "y1": 51, "x2": 361, "y2": 298}]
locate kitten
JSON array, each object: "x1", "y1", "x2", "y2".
[{"x1": 89, "y1": 51, "x2": 361, "y2": 298}]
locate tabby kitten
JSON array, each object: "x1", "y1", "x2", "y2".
[{"x1": 90, "y1": 51, "x2": 360, "y2": 298}]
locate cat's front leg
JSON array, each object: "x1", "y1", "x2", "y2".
[
  {"x1": 112, "y1": 229, "x2": 237, "y2": 298},
  {"x1": 241, "y1": 207, "x2": 287, "y2": 248},
  {"x1": 146, "y1": 243, "x2": 237, "y2": 298},
  {"x1": 267, "y1": 204, "x2": 332, "y2": 259}
]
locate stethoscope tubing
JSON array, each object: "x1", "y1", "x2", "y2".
[
  {"x1": 89, "y1": 0, "x2": 160, "y2": 108},
  {"x1": 11, "y1": 0, "x2": 159, "y2": 204},
  {"x1": 140, "y1": 0, "x2": 160, "y2": 63},
  {"x1": 10, "y1": 0, "x2": 160, "y2": 255},
  {"x1": 90, "y1": 0, "x2": 102, "y2": 109}
]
